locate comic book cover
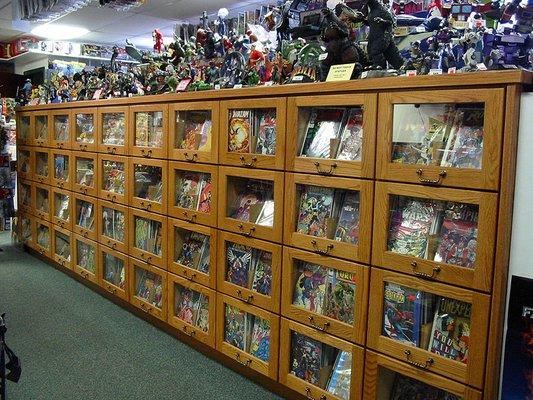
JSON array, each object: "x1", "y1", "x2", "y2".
[
  {"x1": 251, "y1": 250, "x2": 273, "y2": 296},
  {"x1": 176, "y1": 232, "x2": 206, "y2": 270},
  {"x1": 175, "y1": 285, "x2": 196, "y2": 325},
  {"x1": 255, "y1": 109, "x2": 277, "y2": 155},
  {"x1": 197, "y1": 175, "x2": 212, "y2": 213},
  {"x1": 226, "y1": 243, "x2": 253, "y2": 288},
  {"x1": 197, "y1": 237, "x2": 210, "y2": 274},
  {"x1": 194, "y1": 293, "x2": 210, "y2": 332},
  {"x1": 180, "y1": 115, "x2": 206, "y2": 150},
  {"x1": 175, "y1": 172, "x2": 202, "y2": 210},
  {"x1": 333, "y1": 191, "x2": 360, "y2": 244},
  {"x1": 197, "y1": 119, "x2": 212, "y2": 152},
  {"x1": 382, "y1": 282, "x2": 423, "y2": 346},
  {"x1": 228, "y1": 109, "x2": 252, "y2": 153},
  {"x1": 293, "y1": 262, "x2": 328, "y2": 314},
  {"x1": 231, "y1": 192, "x2": 262, "y2": 222},
  {"x1": 325, "y1": 270, "x2": 356, "y2": 325},
  {"x1": 296, "y1": 185, "x2": 335, "y2": 238},
  {"x1": 434, "y1": 202, "x2": 478, "y2": 269},
  {"x1": 447, "y1": 126, "x2": 484, "y2": 169},
  {"x1": 249, "y1": 317, "x2": 271, "y2": 362},
  {"x1": 301, "y1": 108, "x2": 345, "y2": 158},
  {"x1": 389, "y1": 373, "x2": 462, "y2": 400},
  {"x1": 290, "y1": 332, "x2": 323, "y2": 385},
  {"x1": 336, "y1": 108, "x2": 363, "y2": 161},
  {"x1": 224, "y1": 304, "x2": 246, "y2": 351},
  {"x1": 428, "y1": 297, "x2": 471, "y2": 363},
  {"x1": 325, "y1": 350, "x2": 352, "y2": 400}
]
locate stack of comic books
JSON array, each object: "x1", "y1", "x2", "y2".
[
  {"x1": 76, "y1": 158, "x2": 94, "y2": 187},
  {"x1": 175, "y1": 172, "x2": 212, "y2": 213},
  {"x1": 225, "y1": 242, "x2": 272, "y2": 296},
  {"x1": 177, "y1": 111, "x2": 212, "y2": 152},
  {"x1": 102, "y1": 160, "x2": 125, "y2": 194},
  {"x1": 389, "y1": 373, "x2": 462, "y2": 399},
  {"x1": 174, "y1": 284, "x2": 210, "y2": 332},
  {"x1": 176, "y1": 231, "x2": 210, "y2": 274},
  {"x1": 229, "y1": 179, "x2": 275, "y2": 227},
  {"x1": 54, "y1": 154, "x2": 69, "y2": 181},
  {"x1": 135, "y1": 269, "x2": 163, "y2": 308},
  {"x1": 77, "y1": 241, "x2": 95, "y2": 272},
  {"x1": 54, "y1": 232, "x2": 70, "y2": 261},
  {"x1": 102, "y1": 207, "x2": 126, "y2": 242},
  {"x1": 102, "y1": 113, "x2": 126, "y2": 145},
  {"x1": 103, "y1": 253, "x2": 125, "y2": 289},
  {"x1": 77, "y1": 200, "x2": 94, "y2": 230},
  {"x1": 134, "y1": 217, "x2": 162, "y2": 256},
  {"x1": 134, "y1": 165, "x2": 163, "y2": 203},
  {"x1": 54, "y1": 193, "x2": 70, "y2": 221},
  {"x1": 228, "y1": 109, "x2": 276, "y2": 155},
  {"x1": 36, "y1": 188, "x2": 49, "y2": 213},
  {"x1": 37, "y1": 224, "x2": 49, "y2": 249}
]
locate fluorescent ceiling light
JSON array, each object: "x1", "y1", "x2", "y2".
[{"x1": 31, "y1": 24, "x2": 89, "y2": 40}]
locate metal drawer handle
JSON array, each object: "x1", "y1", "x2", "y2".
[
  {"x1": 140, "y1": 253, "x2": 152, "y2": 263},
  {"x1": 236, "y1": 289, "x2": 253, "y2": 303},
  {"x1": 310, "y1": 240, "x2": 333, "y2": 255},
  {"x1": 182, "y1": 211, "x2": 197, "y2": 223},
  {"x1": 305, "y1": 387, "x2": 326, "y2": 400},
  {"x1": 238, "y1": 224, "x2": 255, "y2": 237},
  {"x1": 411, "y1": 261, "x2": 441, "y2": 280},
  {"x1": 416, "y1": 169, "x2": 447, "y2": 185},
  {"x1": 106, "y1": 240, "x2": 117, "y2": 249},
  {"x1": 308, "y1": 316, "x2": 330, "y2": 332},
  {"x1": 404, "y1": 349, "x2": 434, "y2": 369},
  {"x1": 140, "y1": 302, "x2": 152, "y2": 313},
  {"x1": 140, "y1": 201, "x2": 152, "y2": 210},
  {"x1": 140, "y1": 149, "x2": 152, "y2": 158},
  {"x1": 107, "y1": 146, "x2": 117, "y2": 154},
  {"x1": 184, "y1": 152, "x2": 198, "y2": 162},
  {"x1": 182, "y1": 325, "x2": 196, "y2": 336},
  {"x1": 314, "y1": 161, "x2": 337, "y2": 176},
  {"x1": 235, "y1": 353, "x2": 252, "y2": 367},
  {"x1": 239, "y1": 156, "x2": 257, "y2": 167},
  {"x1": 182, "y1": 270, "x2": 196, "y2": 281},
  {"x1": 106, "y1": 284, "x2": 117, "y2": 294}
]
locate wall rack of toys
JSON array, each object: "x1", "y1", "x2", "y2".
[{"x1": 16, "y1": 70, "x2": 531, "y2": 400}]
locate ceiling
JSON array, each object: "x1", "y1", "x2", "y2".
[{"x1": 0, "y1": 0, "x2": 266, "y2": 48}]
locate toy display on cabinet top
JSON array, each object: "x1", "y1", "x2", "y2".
[{"x1": 17, "y1": 0, "x2": 532, "y2": 106}]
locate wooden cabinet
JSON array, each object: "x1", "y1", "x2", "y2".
[
  {"x1": 279, "y1": 318, "x2": 365, "y2": 400},
  {"x1": 363, "y1": 351, "x2": 482, "y2": 400},
  {"x1": 50, "y1": 110, "x2": 72, "y2": 149},
  {"x1": 97, "y1": 106, "x2": 129, "y2": 155},
  {"x1": 73, "y1": 193, "x2": 98, "y2": 241},
  {"x1": 168, "y1": 101, "x2": 219, "y2": 163},
  {"x1": 168, "y1": 161, "x2": 217, "y2": 227},
  {"x1": 366, "y1": 268, "x2": 490, "y2": 388},
  {"x1": 51, "y1": 149, "x2": 73, "y2": 190},
  {"x1": 376, "y1": 89, "x2": 504, "y2": 191},
  {"x1": 33, "y1": 148, "x2": 51, "y2": 184},
  {"x1": 18, "y1": 179, "x2": 33, "y2": 214},
  {"x1": 219, "y1": 166, "x2": 284, "y2": 243},
  {"x1": 72, "y1": 234, "x2": 99, "y2": 283},
  {"x1": 129, "y1": 208, "x2": 167, "y2": 269},
  {"x1": 33, "y1": 111, "x2": 50, "y2": 147},
  {"x1": 18, "y1": 213, "x2": 33, "y2": 247},
  {"x1": 372, "y1": 182, "x2": 497, "y2": 292},
  {"x1": 217, "y1": 294, "x2": 279, "y2": 379},
  {"x1": 51, "y1": 188, "x2": 73, "y2": 230},
  {"x1": 52, "y1": 225, "x2": 72, "y2": 270},
  {"x1": 129, "y1": 104, "x2": 168, "y2": 159},
  {"x1": 129, "y1": 157, "x2": 168, "y2": 214},
  {"x1": 217, "y1": 231, "x2": 281, "y2": 313},
  {"x1": 97, "y1": 200, "x2": 128, "y2": 254},
  {"x1": 219, "y1": 98, "x2": 286, "y2": 170},
  {"x1": 284, "y1": 173, "x2": 374, "y2": 263},
  {"x1": 282, "y1": 247, "x2": 369, "y2": 344},
  {"x1": 72, "y1": 108, "x2": 97, "y2": 152},
  {"x1": 286, "y1": 94, "x2": 377, "y2": 179},
  {"x1": 34, "y1": 218, "x2": 52, "y2": 258},
  {"x1": 17, "y1": 146, "x2": 32, "y2": 181},
  {"x1": 99, "y1": 246, "x2": 129, "y2": 300},
  {"x1": 168, "y1": 273, "x2": 216, "y2": 347},
  {"x1": 33, "y1": 182, "x2": 51, "y2": 221},
  {"x1": 167, "y1": 218, "x2": 216, "y2": 289},
  {"x1": 129, "y1": 258, "x2": 167, "y2": 320},
  {"x1": 73, "y1": 151, "x2": 98, "y2": 197},
  {"x1": 97, "y1": 154, "x2": 129, "y2": 205},
  {"x1": 17, "y1": 112, "x2": 32, "y2": 146}
]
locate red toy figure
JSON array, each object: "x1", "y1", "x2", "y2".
[
  {"x1": 153, "y1": 29, "x2": 164, "y2": 53},
  {"x1": 427, "y1": 0, "x2": 443, "y2": 17},
  {"x1": 248, "y1": 44, "x2": 265, "y2": 67}
]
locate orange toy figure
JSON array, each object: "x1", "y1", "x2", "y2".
[
  {"x1": 153, "y1": 29, "x2": 164, "y2": 53},
  {"x1": 248, "y1": 44, "x2": 265, "y2": 68}
]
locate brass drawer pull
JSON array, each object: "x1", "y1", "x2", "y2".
[
  {"x1": 314, "y1": 161, "x2": 337, "y2": 176},
  {"x1": 81, "y1": 187, "x2": 88, "y2": 194},
  {"x1": 404, "y1": 349, "x2": 434, "y2": 369},
  {"x1": 140, "y1": 302, "x2": 152, "y2": 313},
  {"x1": 236, "y1": 289, "x2": 253, "y2": 303},
  {"x1": 139, "y1": 253, "x2": 152, "y2": 264},
  {"x1": 182, "y1": 270, "x2": 196, "y2": 281},
  {"x1": 140, "y1": 149, "x2": 152, "y2": 158},
  {"x1": 184, "y1": 152, "x2": 198, "y2": 162},
  {"x1": 106, "y1": 240, "x2": 117, "y2": 249},
  {"x1": 139, "y1": 201, "x2": 152, "y2": 210},
  {"x1": 308, "y1": 316, "x2": 330, "y2": 332},
  {"x1": 106, "y1": 284, "x2": 117, "y2": 294},
  {"x1": 416, "y1": 169, "x2": 447, "y2": 185},
  {"x1": 237, "y1": 224, "x2": 255, "y2": 237},
  {"x1": 106, "y1": 146, "x2": 117, "y2": 154},
  {"x1": 239, "y1": 156, "x2": 257, "y2": 167},
  {"x1": 305, "y1": 387, "x2": 326, "y2": 400},
  {"x1": 310, "y1": 240, "x2": 333, "y2": 255},
  {"x1": 411, "y1": 261, "x2": 441, "y2": 280},
  {"x1": 235, "y1": 353, "x2": 252, "y2": 367},
  {"x1": 182, "y1": 325, "x2": 196, "y2": 336},
  {"x1": 182, "y1": 211, "x2": 197, "y2": 223}
]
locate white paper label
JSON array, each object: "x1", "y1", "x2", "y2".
[
  {"x1": 214, "y1": 84, "x2": 221, "y2": 90},
  {"x1": 428, "y1": 69, "x2": 443, "y2": 75},
  {"x1": 292, "y1": 75, "x2": 304, "y2": 81},
  {"x1": 233, "y1": 84, "x2": 243, "y2": 89}
]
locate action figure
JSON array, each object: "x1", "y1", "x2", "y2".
[{"x1": 153, "y1": 29, "x2": 164, "y2": 53}]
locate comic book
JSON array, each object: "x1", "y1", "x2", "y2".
[
  {"x1": 176, "y1": 232, "x2": 207, "y2": 270},
  {"x1": 293, "y1": 262, "x2": 328, "y2": 314},
  {"x1": 389, "y1": 373, "x2": 462, "y2": 400},
  {"x1": 102, "y1": 112, "x2": 126, "y2": 145},
  {"x1": 197, "y1": 119, "x2": 212, "y2": 152},
  {"x1": 197, "y1": 237, "x2": 210, "y2": 274},
  {"x1": 102, "y1": 161, "x2": 125, "y2": 194},
  {"x1": 175, "y1": 285, "x2": 196, "y2": 325},
  {"x1": 301, "y1": 108, "x2": 345, "y2": 158},
  {"x1": 77, "y1": 241, "x2": 95, "y2": 273},
  {"x1": 231, "y1": 193, "x2": 262, "y2": 222},
  {"x1": 249, "y1": 317, "x2": 270, "y2": 362},
  {"x1": 255, "y1": 200, "x2": 275, "y2": 227},
  {"x1": 434, "y1": 203, "x2": 478, "y2": 269},
  {"x1": 325, "y1": 270, "x2": 356, "y2": 325},
  {"x1": 333, "y1": 191, "x2": 360, "y2": 244},
  {"x1": 382, "y1": 282, "x2": 423, "y2": 346},
  {"x1": 290, "y1": 332, "x2": 323, "y2": 385},
  {"x1": 226, "y1": 243, "x2": 253, "y2": 288},
  {"x1": 296, "y1": 185, "x2": 335, "y2": 238},
  {"x1": 194, "y1": 293, "x2": 210, "y2": 332},
  {"x1": 228, "y1": 109, "x2": 253, "y2": 153},
  {"x1": 251, "y1": 250, "x2": 273, "y2": 296},
  {"x1": 336, "y1": 108, "x2": 363, "y2": 161},
  {"x1": 197, "y1": 175, "x2": 212, "y2": 213},
  {"x1": 138, "y1": 271, "x2": 163, "y2": 308},
  {"x1": 325, "y1": 351, "x2": 352, "y2": 400},
  {"x1": 255, "y1": 109, "x2": 277, "y2": 155},
  {"x1": 180, "y1": 116, "x2": 206, "y2": 150},
  {"x1": 225, "y1": 304, "x2": 247, "y2": 351},
  {"x1": 103, "y1": 253, "x2": 124, "y2": 288},
  {"x1": 428, "y1": 297, "x2": 472, "y2": 363},
  {"x1": 175, "y1": 172, "x2": 202, "y2": 210}
]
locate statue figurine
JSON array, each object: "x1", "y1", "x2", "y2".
[
  {"x1": 110, "y1": 46, "x2": 119, "y2": 73},
  {"x1": 153, "y1": 29, "x2": 165, "y2": 53}
]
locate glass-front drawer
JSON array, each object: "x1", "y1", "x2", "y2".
[
  {"x1": 99, "y1": 246, "x2": 128, "y2": 300},
  {"x1": 97, "y1": 106, "x2": 128, "y2": 155},
  {"x1": 73, "y1": 152, "x2": 97, "y2": 197},
  {"x1": 73, "y1": 234, "x2": 98, "y2": 282},
  {"x1": 73, "y1": 194, "x2": 97, "y2": 241},
  {"x1": 130, "y1": 158, "x2": 167, "y2": 214},
  {"x1": 98, "y1": 154, "x2": 128, "y2": 205},
  {"x1": 51, "y1": 111, "x2": 71, "y2": 149},
  {"x1": 73, "y1": 108, "x2": 97, "y2": 151},
  {"x1": 17, "y1": 146, "x2": 32, "y2": 180},
  {"x1": 19, "y1": 213, "x2": 33, "y2": 246},
  {"x1": 33, "y1": 183, "x2": 51, "y2": 221},
  {"x1": 129, "y1": 258, "x2": 167, "y2": 320},
  {"x1": 52, "y1": 225, "x2": 72, "y2": 269},
  {"x1": 129, "y1": 209, "x2": 167, "y2": 269},
  {"x1": 17, "y1": 113, "x2": 32, "y2": 145},
  {"x1": 52, "y1": 188, "x2": 72, "y2": 230},
  {"x1": 34, "y1": 149, "x2": 50, "y2": 184},
  {"x1": 129, "y1": 105, "x2": 167, "y2": 158},
  {"x1": 98, "y1": 200, "x2": 128, "y2": 254},
  {"x1": 34, "y1": 111, "x2": 50, "y2": 147},
  {"x1": 18, "y1": 180, "x2": 32, "y2": 213},
  {"x1": 52, "y1": 150, "x2": 72, "y2": 190},
  {"x1": 35, "y1": 218, "x2": 51, "y2": 257}
]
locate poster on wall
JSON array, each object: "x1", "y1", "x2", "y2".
[{"x1": 501, "y1": 275, "x2": 533, "y2": 399}]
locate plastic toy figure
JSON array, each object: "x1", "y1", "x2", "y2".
[
  {"x1": 153, "y1": 29, "x2": 164, "y2": 53},
  {"x1": 110, "y1": 46, "x2": 119, "y2": 73}
]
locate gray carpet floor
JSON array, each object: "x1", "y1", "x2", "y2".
[{"x1": 0, "y1": 233, "x2": 283, "y2": 399}]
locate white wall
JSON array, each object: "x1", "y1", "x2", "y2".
[{"x1": 14, "y1": 58, "x2": 48, "y2": 75}]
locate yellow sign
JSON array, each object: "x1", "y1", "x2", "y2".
[{"x1": 326, "y1": 63, "x2": 355, "y2": 82}]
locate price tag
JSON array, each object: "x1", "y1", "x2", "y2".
[
  {"x1": 291, "y1": 75, "x2": 304, "y2": 82},
  {"x1": 264, "y1": 81, "x2": 274, "y2": 86},
  {"x1": 406, "y1": 70, "x2": 417, "y2": 77},
  {"x1": 326, "y1": 63, "x2": 355, "y2": 82},
  {"x1": 428, "y1": 69, "x2": 443, "y2": 75},
  {"x1": 214, "y1": 84, "x2": 221, "y2": 90},
  {"x1": 416, "y1": 26, "x2": 426, "y2": 32},
  {"x1": 476, "y1": 63, "x2": 488, "y2": 71},
  {"x1": 92, "y1": 89, "x2": 102, "y2": 100},
  {"x1": 233, "y1": 84, "x2": 243, "y2": 89},
  {"x1": 447, "y1": 67, "x2": 457, "y2": 74},
  {"x1": 176, "y1": 78, "x2": 191, "y2": 92}
]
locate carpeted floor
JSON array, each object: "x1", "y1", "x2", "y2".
[{"x1": 0, "y1": 233, "x2": 283, "y2": 399}]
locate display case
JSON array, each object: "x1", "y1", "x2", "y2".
[
  {"x1": 18, "y1": 213, "x2": 33, "y2": 247},
  {"x1": 129, "y1": 258, "x2": 167, "y2": 320},
  {"x1": 33, "y1": 182, "x2": 51, "y2": 221},
  {"x1": 169, "y1": 101, "x2": 219, "y2": 163},
  {"x1": 99, "y1": 246, "x2": 128, "y2": 300},
  {"x1": 284, "y1": 173, "x2": 374, "y2": 263},
  {"x1": 363, "y1": 351, "x2": 481, "y2": 400},
  {"x1": 372, "y1": 182, "x2": 497, "y2": 292},
  {"x1": 367, "y1": 268, "x2": 490, "y2": 388},
  {"x1": 129, "y1": 104, "x2": 168, "y2": 159},
  {"x1": 219, "y1": 98, "x2": 286, "y2": 170},
  {"x1": 216, "y1": 294, "x2": 279, "y2": 379},
  {"x1": 17, "y1": 112, "x2": 32, "y2": 146},
  {"x1": 51, "y1": 150, "x2": 73, "y2": 190},
  {"x1": 129, "y1": 158, "x2": 167, "y2": 214},
  {"x1": 18, "y1": 179, "x2": 32, "y2": 213},
  {"x1": 33, "y1": 148, "x2": 51, "y2": 184},
  {"x1": 286, "y1": 94, "x2": 377, "y2": 178},
  {"x1": 34, "y1": 218, "x2": 52, "y2": 257},
  {"x1": 282, "y1": 247, "x2": 369, "y2": 344},
  {"x1": 279, "y1": 318, "x2": 364, "y2": 400},
  {"x1": 168, "y1": 161, "x2": 217, "y2": 227},
  {"x1": 17, "y1": 146, "x2": 32, "y2": 180},
  {"x1": 98, "y1": 200, "x2": 128, "y2": 254},
  {"x1": 129, "y1": 208, "x2": 167, "y2": 269},
  {"x1": 97, "y1": 154, "x2": 129, "y2": 205},
  {"x1": 97, "y1": 106, "x2": 129, "y2": 155},
  {"x1": 33, "y1": 111, "x2": 50, "y2": 147},
  {"x1": 219, "y1": 166, "x2": 284, "y2": 243},
  {"x1": 73, "y1": 193, "x2": 98, "y2": 241},
  {"x1": 72, "y1": 234, "x2": 98, "y2": 283},
  {"x1": 50, "y1": 110, "x2": 71, "y2": 149},
  {"x1": 73, "y1": 108, "x2": 97, "y2": 152},
  {"x1": 217, "y1": 231, "x2": 281, "y2": 313},
  {"x1": 73, "y1": 152, "x2": 98, "y2": 197},
  {"x1": 52, "y1": 225, "x2": 72, "y2": 270},
  {"x1": 168, "y1": 273, "x2": 215, "y2": 346},
  {"x1": 376, "y1": 89, "x2": 504, "y2": 191},
  {"x1": 51, "y1": 188, "x2": 73, "y2": 230},
  {"x1": 167, "y1": 218, "x2": 216, "y2": 289}
]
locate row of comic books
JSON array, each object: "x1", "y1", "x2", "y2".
[
  {"x1": 54, "y1": 193, "x2": 70, "y2": 221},
  {"x1": 175, "y1": 231, "x2": 210, "y2": 274},
  {"x1": 103, "y1": 253, "x2": 125, "y2": 289},
  {"x1": 36, "y1": 153, "x2": 49, "y2": 176},
  {"x1": 383, "y1": 282, "x2": 471, "y2": 364},
  {"x1": 175, "y1": 172, "x2": 212, "y2": 213},
  {"x1": 77, "y1": 200, "x2": 94, "y2": 230},
  {"x1": 135, "y1": 112, "x2": 164, "y2": 148},
  {"x1": 134, "y1": 166, "x2": 163, "y2": 203},
  {"x1": 293, "y1": 262, "x2": 356, "y2": 325},
  {"x1": 102, "y1": 207, "x2": 125, "y2": 242},
  {"x1": 228, "y1": 109, "x2": 276, "y2": 155},
  {"x1": 229, "y1": 179, "x2": 274, "y2": 227},
  {"x1": 174, "y1": 285, "x2": 209, "y2": 332},
  {"x1": 54, "y1": 231, "x2": 71, "y2": 261},
  {"x1": 388, "y1": 372, "x2": 461, "y2": 400},
  {"x1": 75, "y1": 114, "x2": 95, "y2": 143},
  {"x1": 388, "y1": 198, "x2": 478, "y2": 269},
  {"x1": 224, "y1": 305, "x2": 271, "y2": 362},
  {"x1": 290, "y1": 332, "x2": 352, "y2": 400},
  {"x1": 54, "y1": 154, "x2": 69, "y2": 181},
  {"x1": 102, "y1": 112, "x2": 126, "y2": 146},
  {"x1": 225, "y1": 243, "x2": 272, "y2": 296},
  {"x1": 296, "y1": 186, "x2": 360, "y2": 244},
  {"x1": 176, "y1": 111, "x2": 212, "y2": 152},
  {"x1": 135, "y1": 269, "x2": 163, "y2": 308},
  {"x1": 37, "y1": 224, "x2": 49, "y2": 249},
  {"x1": 77, "y1": 241, "x2": 95, "y2": 273},
  {"x1": 299, "y1": 107, "x2": 363, "y2": 161},
  {"x1": 134, "y1": 218, "x2": 163, "y2": 256},
  {"x1": 76, "y1": 159, "x2": 94, "y2": 188}
]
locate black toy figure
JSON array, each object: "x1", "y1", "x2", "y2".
[{"x1": 110, "y1": 46, "x2": 119, "y2": 73}]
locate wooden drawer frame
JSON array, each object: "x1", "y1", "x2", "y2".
[
  {"x1": 34, "y1": 218, "x2": 52, "y2": 258},
  {"x1": 72, "y1": 234, "x2": 99, "y2": 283},
  {"x1": 129, "y1": 258, "x2": 168, "y2": 320},
  {"x1": 129, "y1": 208, "x2": 167, "y2": 269},
  {"x1": 50, "y1": 110, "x2": 72, "y2": 149},
  {"x1": 33, "y1": 182, "x2": 51, "y2": 222},
  {"x1": 33, "y1": 148, "x2": 51, "y2": 185},
  {"x1": 129, "y1": 157, "x2": 168, "y2": 215},
  {"x1": 97, "y1": 106, "x2": 129, "y2": 155},
  {"x1": 97, "y1": 153, "x2": 129, "y2": 205},
  {"x1": 33, "y1": 110, "x2": 51, "y2": 147},
  {"x1": 52, "y1": 224, "x2": 73, "y2": 270},
  {"x1": 129, "y1": 104, "x2": 168, "y2": 159},
  {"x1": 73, "y1": 192, "x2": 98, "y2": 241},
  {"x1": 18, "y1": 212, "x2": 34, "y2": 247},
  {"x1": 51, "y1": 187, "x2": 73, "y2": 230},
  {"x1": 51, "y1": 149, "x2": 74, "y2": 190},
  {"x1": 99, "y1": 246, "x2": 129, "y2": 301},
  {"x1": 97, "y1": 200, "x2": 129, "y2": 254},
  {"x1": 17, "y1": 146, "x2": 33, "y2": 181},
  {"x1": 17, "y1": 112, "x2": 33, "y2": 146},
  {"x1": 72, "y1": 151, "x2": 98, "y2": 197},
  {"x1": 72, "y1": 107, "x2": 98, "y2": 152},
  {"x1": 18, "y1": 179, "x2": 33, "y2": 214}
]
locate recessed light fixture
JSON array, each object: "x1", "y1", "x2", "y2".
[{"x1": 30, "y1": 24, "x2": 89, "y2": 40}]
